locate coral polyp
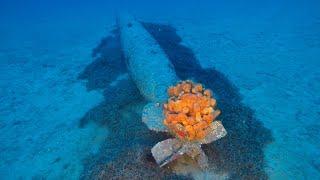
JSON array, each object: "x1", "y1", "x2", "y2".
[
  {"x1": 164, "y1": 81, "x2": 221, "y2": 141},
  {"x1": 142, "y1": 80, "x2": 227, "y2": 168}
]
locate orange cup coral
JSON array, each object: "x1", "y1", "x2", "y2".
[{"x1": 163, "y1": 81, "x2": 221, "y2": 141}]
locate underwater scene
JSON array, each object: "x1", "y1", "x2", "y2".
[{"x1": 0, "y1": 0, "x2": 320, "y2": 179}]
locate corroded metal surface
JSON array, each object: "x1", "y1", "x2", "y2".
[
  {"x1": 199, "y1": 121, "x2": 227, "y2": 145},
  {"x1": 151, "y1": 138, "x2": 183, "y2": 166},
  {"x1": 118, "y1": 13, "x2": 178, "y2": 102},
  {"x1": 142, "y1": 103, "x2": 168, "y2": 132}
]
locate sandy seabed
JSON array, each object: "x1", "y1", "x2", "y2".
[{"x1": 1, "y1": 1, "x2": 320, "y2": 179}]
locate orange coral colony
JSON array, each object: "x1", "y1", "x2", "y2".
[{"x1": 163, "y1": 81, "x2": 221, "y2": 141}]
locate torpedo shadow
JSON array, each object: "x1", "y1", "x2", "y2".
[
  {"x1": 78, "y1": 28, "x2": 187, "y2": 179},
  {"x1": 143, "y1": 22, "x2": 273, "y2": 179}
]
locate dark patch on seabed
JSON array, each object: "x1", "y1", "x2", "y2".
[
  {"x1": 78, "y1": 28, "x2": 189, "y2": 180},
  {"x1": 78, "y1": 21, "x2": 273, "y2": 180}
]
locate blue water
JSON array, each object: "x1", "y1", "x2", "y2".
[{"x1": 1, "y1": 0, "x2": 319, "y2": 179}]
